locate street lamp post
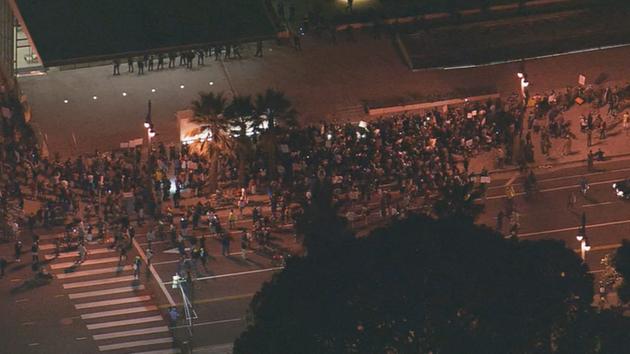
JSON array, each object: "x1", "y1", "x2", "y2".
[
  {"x1": 576, "y1": 234, "x2": 591, "y2": 261},
  {"x1": 144, "y1": 100, "x2": 156, "y2": 154},
  {"x1": 517, "y1": 72, "x2": 529, "y2": 105}
]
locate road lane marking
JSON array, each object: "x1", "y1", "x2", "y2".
[
  {"x1": 69, "y1": 285, "x2": 144, "y2": 299},
  {"x1": 163, "y1": 267, "x2": 283, "y2": 284},
  {"x1": 487, "y1": 177, "x2": 623, "y2": 200},
  {"x1": 55, "y1": 265, "x2": 132, "y2": 279},
  {"x1": 520, "y1": 219, "x2": 630, "y2": 237},
  {"x1": 132, "y1": 238, "x2": 176, "y2": 307},
  {"x1": 93, "y1": 326, "x2": 169, "y2": 340},
  {"x1": 22, "y1": 321, "x2": 35, "y2": 326},
  {"x1": 45, "y1": 248, "x2": 114, "y2": 260},
  {"x1": 15, "y1": 298, "x2": 29, "y2": 303},
  {"x1": 63, "y1": 275, "x2": 135, "y2": 289},
  {"x1": 27, "y1": 343, "x2": 39, "y2": 346},
  {"x1": 504, "y1": 172, "x2": 519, "y2": 187},
  {"x1": 582, "y1": 202, "x2": 614, "y2": 208},
  {"x1": 75, "y1": 337, "x2": 88, "y2": 341},
  {"x1": 488, "y1": 166, "x2": 630, "y2": 190},
  {"x1": 98, "y1": 337, "x2": 172, "y2": 351},
  {"x1": 87, "y1": 315, "x2": 163, "y2": 330},
  {"x1": 50, "y1": 257, "x2": 120, "y2": 269},
  {"x1": 75, "y1": 295, "x2": 151, "y2": 310},
  {"x1": 159, "y1": 293, "x2": 255, "y2": 308},
  {"x1": 171, "y1": 317, "x2": 242, "y2": 329},
  {"x1": 81, "y1": 305, "x2": 158, "y2": 320},
  {"x1": 151, "y1": 260, "x2": 180, "y2": 266}
]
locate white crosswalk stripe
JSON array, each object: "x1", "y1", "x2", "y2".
[
  {"x1": 45, "y1": 248, "x2": 114, "y2": 260},
  {"x1": 81, "y1": 305, "x2": 158, "y2": 320},
  {"x1": 76, "y1": 295, "x2": 151, "y2": 310},
  {"x1": 68, "y1": 285, "x2": 144, "y2": 299},
  {"x1": 93, "y1": 326, "x2": 169, "y2": 340},
  {"x1": 55, "y1": 265, "x2": 132, "y2": 279},
  {"x1": 40, "y1": 234, "x2": 176, "y2": 353},
  {"x1": 87, "y1": 315, "x2": 164, "y2": 330},
  {"x1": 98, "y1": 337, "x2": 173, "y2": 351},
  {"x1": 63, "y1": 275, "x2": 135, "y2": 289},
  {"x1": 50, "y1": 257, "x2": 120, "y2": 270}
]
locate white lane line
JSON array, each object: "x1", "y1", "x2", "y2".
[
  {"x1": 81, "y1": 305, "x2": 158, "y2": 320},
  {"x1": 582, "y1": 202, "x2": 613, "y2": 208},
  {"x1": 487, "y1": 177, "x2": 623, "y2": 200},
  {"x1": 488, "y1": 166, "x2": 630, "y2": 190},
  {"x1": 163, "y1": 267, "x2": 283, "y2": 284},
  {"x1": 137, "y1": 240, "x2": 169, "y2": 246},
  {"x1": 55, "y1": 265, "x2": 132, "y2": 279},
  {"x1": 93, "y1": 326, "x2": 169, "y2": 340},
  {"x1": 171, "y1": 317, "x2": 242, "y2": 329},
  {"x1": 98, "y1": 337, "x2": 172, "y2": 351},
  {"x1": 63, "y1": 275, "x2": 135, "y2": 289},
  {"x1": 22, "y1": 321, "x2": 35, "y2": 326},
  {"x1": 76, "y1": 337, "x2": 88, "y2": 341},
  {"x1": 589, "y1": 269, "x2": 605, "y2": 274},
  {"x1": 28, "y1": 343, "x2": 39, "y2": 346},
  {"x1": 50, "y1": 257, "x2": 120, "y2": 270},
  {"x1": 132, "y1": 238, "x2": 175, "y2": 307},
  {"x1": 88, "y1": 315, "x2": 164, "y2": 330},
  {"x1": 69, "y1": 285, "x2": 144, "y2": 299},
  {"x1": 520, "y1": 219, "x2": 630, "y2": 238},
  {"x1": 504, "y1": 172, "x2": 518, "y2": 187},
  {"x1": 15, "y1": 298, "x2": 29, "y2": 303},
  {"x1": 76, "y1": 295, "x2": 151, "y2": 310},
  {"x1": 132, "y1": 348, "x2": 181, "y2": 354},
  {"x1": 46, "y1": 248, "x2": 114, "y2": 260},
  {"x1": 151, "y1": 260, "x2": 180, "y2": 266}
]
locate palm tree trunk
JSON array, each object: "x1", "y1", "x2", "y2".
[{"x1": 208, "y1": 151, "x2": 219, "y2": 194}]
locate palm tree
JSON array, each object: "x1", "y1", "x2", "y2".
[
  {"x1": 224, "y1": 95, "x2": 255, "y2": 187},
  {"x1": 254, "y1": 89, "x2": 297, "y2": 181},
  {"x1": 190, "y1": 92, "x2": 232, "y2": 194}
]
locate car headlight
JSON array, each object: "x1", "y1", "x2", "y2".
[
  {"x1": 617, "y1": 191, "x2": 625, "y2": 197},
  {"x1": 613, "y1": 183, "x2": 617, "y2": 188}
]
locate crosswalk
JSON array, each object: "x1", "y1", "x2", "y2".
[{"x1": 44, "y1": 241, "x2": 178, "y2": 353}]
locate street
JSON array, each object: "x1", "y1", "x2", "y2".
[{"x1": 479, "y1": 157, "x2": 630, "y2": 278}]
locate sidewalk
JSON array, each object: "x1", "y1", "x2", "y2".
[{"x1": 469, "y1": 98, "x2": 630, "y2": 179}]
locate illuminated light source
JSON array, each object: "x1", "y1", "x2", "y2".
[
  {"x1": 151, "y1": 88, "x2": 156, "y2": 93},
  {"x1": 327, "y1": 133, "x2": 332, "y2": 140},
  {"x1": 148, "y1": 129, "x2": 156, "y2": 138},
  {"x1": 92, "y1": 95, "x2": 98, "y2": 100},
  {"x1": 576, "y1": 235, "x2": 583, "y2": 242},
  {"x1": 144, "y1": 122, "x2": 150, "y2": 128},
  {"x1": 63, "y1": 99, "x2": 69, "y2": 103},
  {"x1": 522, "y1": 80, "x2": 529, "y2": 88},
  {"x1": 122, "y1": 92, "x2": 127, "y2": 96},
  {"x1": 517, "y1": 72, "x2": 524, "y2": 79},
  {"x1": 209, "y1": 81, "x2": 214, "y2": 86},
  {"x1": 180, "y1": 84, "x2": 185, "y2": 89}
]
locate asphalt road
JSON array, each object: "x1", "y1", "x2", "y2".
[{"x1": 479, "y1": 157, "x2": 630, "y2": 277}]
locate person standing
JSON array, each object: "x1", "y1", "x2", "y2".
[
  {"x1": 168, "y1": 306, "x2": 179, "y2": 333},
  {"x1": 147, "y1": 55, "x2": 154, "y2": 71},
  {"x1": 77, "y1": 242, "x2": 88, "y2": 263},
  {"x1": 255, "y1": 41, "x2": 263, "y2": 57},
  {"x1": 228, "y1": 209, "x2": 236, "y2": 229},
  {"x1": 567, "y1": 191, "x2": 577, "y2": 209},
  {"x1": 113, "y1": 59, "x2": 120, "y2": 75},
  {"x1": 168, "y1": 52, "x2": 176, "y2": 68},
  {"x1": 233, "y1": 43, "x2": 242, "y2": 59},
  {"x1": 127, "y1": 57, "x2": 134, "y2": 72},
  {"x1": 133, "y1": 256, "x2": 141, "y2": 280},
  {"x1": 221, "y1": 232, "x2": 230, "y2": 257},
  {"x1": 240, "y1": 231, "x2": 249, "y2": 260},
  {"x1": 137, "y1": 59, "x2": 144, "y2": 75},
  {"x1": 146, "y1": 247, "x2": 153, "y2": 267},
  {"x1": 14, "y1": 240, "x2": 22, "y2": 262},
  {"x1": 587, "y1": 150, "x2": 594, "y2": 171},
  {"x1": 293, "y1": 33, "x2": 301, "y2": 51},
  {"x1": 586, "y1": 128, "x2": 592, "y2": 147},
  {"x1": 0, "y1": 257, "x2": 6, "y2": 277},
  {"x1": 197, "y1": 49, "x2": 204, "y2": 65},
  {"x1": 157, "y1": 53, "x2": 164, "y2": 70}
]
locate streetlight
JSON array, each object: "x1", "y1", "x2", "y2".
[
  {"x1": 144, "y1": 100, "x2": 156, "y2": 153},
  {"x1": 517, "y1": 72, "x2": 529, "y2": 104},
  {"x1": 576, "y1": 234, "x2": 591, "y2": 260}
]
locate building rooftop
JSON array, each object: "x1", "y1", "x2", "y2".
[{"x1": 13, "y1": 0, "x2": 277, "y2": 66}]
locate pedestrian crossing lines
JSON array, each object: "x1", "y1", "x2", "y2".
[{"x1": 42, "y1": 241, "x2": 176, "y2": 353}]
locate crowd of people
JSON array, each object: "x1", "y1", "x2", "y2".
[
  {"x1": 3, "y1": 78, "x2": 630, "y2": 276},
  {"x1": 111, "y1": 41, "x2": 264, "y2": 76}
]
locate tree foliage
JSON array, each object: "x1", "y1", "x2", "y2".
[
  {"x1": 613, "y1": 239, "x2": 630, "y2": 303},
  {"x1": 233, "y1": 214, "x2": 617, "y2": 354}
]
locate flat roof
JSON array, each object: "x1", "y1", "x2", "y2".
[{"x1": 14, "y1": 0, "x2": 277, "y2": 66}]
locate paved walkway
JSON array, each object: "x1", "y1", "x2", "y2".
[{"x1": 18, "y1": 28, "x2": 630, "y2": 158}]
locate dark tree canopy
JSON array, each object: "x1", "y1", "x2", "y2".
[
  {"x1": 613, "y1": 239, "x2": 630, "y2": 303},
  {"x1": 233, "y1": 215, "x2": 618, "y2": 354}
]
